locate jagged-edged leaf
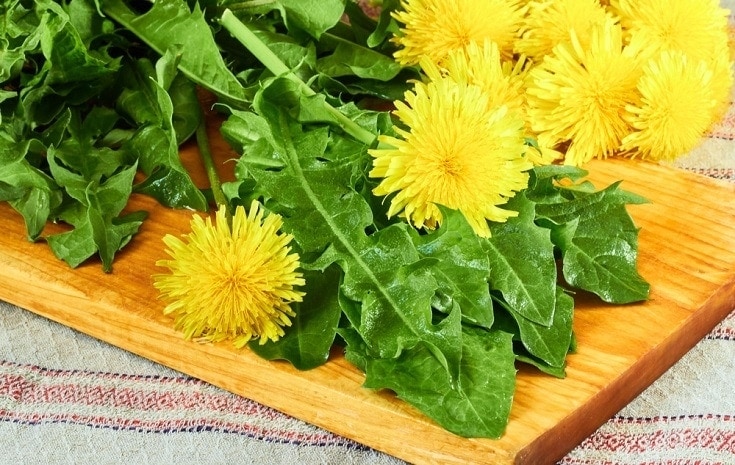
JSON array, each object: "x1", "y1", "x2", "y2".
[
  {"x1": 119, "y1": 58, "x2": 207, "y2": 211},
  {"x1": 224, "y1": 75, "x2": 463, "y2": 379},
  {"x1": 495, "y1": 286, "x2": 574, "y2": 370},
  {"x1": 39, "y1": 3, "x2": 119, "y2": 86},
  {"x1": 46, "y1": 155, "x2": 145, "y2": 271},
  {"x1": 411, "y1": 207, "x2": 494, "y2": 328},
  {"x1": 526, "y1": 165, "x2": 594, "y2": 205},
  {"x1": 316, "y1": 40, "x2": 402, "y2": 80},
  {"x1": 362, "y1": 323, "x2": 516, "y2": 438},
  {"x1": 0, "y1": 137, "x2": 61, "y2": 239},
  {"x1": 249, "y1": 266, "x2": 343, "y2": 370},
  {"x1": 277, "y1": 0, "x2": 346, "y2": 39},
  {"x1": 485, "y1": 192, "x2": 557, "y2": 326},
  {"x1": 12, "y1": 1, "x2": 119, "y2": 125},
  {"x1": 101, "y1": 0, "x2": 249, "y2": 106},
  {"x1": 536, "y1": 182, "x2": 650, "y2": 303}
]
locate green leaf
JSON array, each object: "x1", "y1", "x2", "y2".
[
  {"x1": 536, "y1": 182, "x2": 650, "y2": 303},
  {"x1": 221, "y1": 0, "x2": 345, "y2": 40},
  {"x1": 277, "y1": 0, "x2": 346, "y2": 39},
  {"x1": 362, "y1": 325, "x2": 516, "y2": 438},
  {"x1": 11, "y1": 1, "x2": 118, "y2": 126},
  {"x1": 45, "y1": 205, "x2": 96, "y2": 268},
  {"x1": 365, "y1": 0, "x2": 401, "y2": 48},
  {"x1": 225, "y1": 77, "x2": 463, "y2": 379},
  {"x1": 0, "y1": 137, "x2": 61, "y2": 239},
  {"x1": 411, "y1": 208, "x2": 494, "y2": 328},
  {"x1": 497, "y1": 286, "x2": 575, "y2": 369},
  {"x1": 40, "y1": 3, "x2": 118, "y2": 86},
  {"x1": 217, "y1": 78, "x2": 542, "y2": 437},
  {"x1": 526, "y1": 165, "x2": 593, "y2": 205},
  {"x1": 119, "y1": 58, "x2": 207, "y2": 211},
  {"x1": 117, "y1": 58, "x2": 166, "y2": 127},
  {"x1": 46, "y1": 155, "x2": 146, "y2": 272},
  {"x1": 514, "y1": 353, "x2": 567, "y2": 378},
  {"x1": 101, "y1": 0, "x2": 249, "y2": 107},
  {"x1": 316, "y1": 39, "x2": 402, "y2": 81},
  {"x1": 168, "y1": 72, "x2": 202, "y2": 145},
  {"x1": 249, "y1": 266, "x2": 343, "y2": 370},
  {"x1": 121, "y1": 48, "x2": 201, "y2": 144},
  {"x1": 485, "y1": 192, "x2": 557, "y2": 326},
  {"x1": 316, "y1": 69, "x2": 416, "y2": 101},
  {"x1": 0, "y1": 0, "x2": 43, "y2": 83},
  {"x1": 49, "y1": 107, "x2": 128, "y2": 182},
  {"x1": 129, "y1": 126, "x2": 207, "y2": 211}
]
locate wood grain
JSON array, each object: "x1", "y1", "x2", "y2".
[{"x1": 0, "y1": 121, "x2": 733, "y2": 464}]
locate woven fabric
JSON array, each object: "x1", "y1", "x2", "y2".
[{"x1": 0, "y1": 302, "x2": 403, "y2": 465}]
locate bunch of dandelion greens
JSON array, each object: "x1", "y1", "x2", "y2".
[
  {"x1": 191, "y1": 8, "x2": 648, "y2": 438},
  {"x1": 5, "y1": 0, "x2": 730, "y2": 438}
]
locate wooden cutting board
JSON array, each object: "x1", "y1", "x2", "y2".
[{"x1": 0, "y1": 118, "x2": 733, "y2": 464}]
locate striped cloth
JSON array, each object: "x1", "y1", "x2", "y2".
[{"x1": 1, "y1": 301, "x2": 733, "y2": 464}]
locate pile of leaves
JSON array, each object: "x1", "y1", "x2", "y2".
[{"x1": 1, "y1": 0, "x2": 649, "y2": 437}]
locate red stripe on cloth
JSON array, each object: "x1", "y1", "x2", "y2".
[
  {"x1": 0, "y1": 361, "x2": 363, "y2": 449},
  {"x1": 681, "y1": 168, "x2": 735, "y2": 184},
  {"x1": 708, "y1": 111, "x2": 735, "y2": 141},
  {"x1": 708, "y1": 326, "x2": 735, "y2": 341},
  {"x1": 561, "y1": 415, "x2": 735, "y2": 464},
  {"x1": 707, "y1": 309, "x2": 735, "y2": 341}
]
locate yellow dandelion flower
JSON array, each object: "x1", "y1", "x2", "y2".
[
  {"x1": 154, "y1": 202, "x2": 305, "y2": 347},
  {"x1": 612, "y1": 0, "x2": 730, "y2": 63},
  {"x1": 709, "y1": 45, "x2": 735, "y2": 122},
  {"x1": 610, "y1": 0, "x2": 734, "y2": 128},
  {"x1": 525, "y1": 18, "x2": 641, "y2": 166},
  {"x1": 391, "y1": 0, "x2": 526, "y2": 66},
  {"x1": 369, "y1": 77, "x2": 532, "y2": 238},
  {"x1": 621, "y1": 51, "x2": 719, "y2": 161},
  {"x1": 422, "y1": 41, "x2": 557, "y2": 165},
  {"x1": 516, "y1": 0, "x2": 613, "y2": 63},
  {"x1": 430, "y1": 40, "x2": 527, "y2": 119}
]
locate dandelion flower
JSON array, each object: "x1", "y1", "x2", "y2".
[
  {"x1": 525, "y1": 18, "x2": 641, "y2": 165},
  {"x1": 516, "y1": 0, "x2": 613, "y2": 63},
  {"x1": 621, "y1": 51, "x2": 719, "y2": 161},
  {"x1": 428, "y1": 40, "x2": 527, "y2": 119},
  {"x1": 423, "y1": 41, "x2": 557, "y2": 165},
  {"x1": 391, "y1": 0, "x2": 526, "y2": 66},
  {"x1": 154, "y1": 202, "x2": 305, "y2": 347},
  {"x1": 708, "y1": 45, "x2": 735, "y2": 122},
  {"x1": 611, "y1": 0, "x2": 733, "y2": 129},
  {"x1": 369, "y1": 77, "x2": 532, "y2": 237},
  {"x1": 612, "y1": 0, "x2": 730, "y2": 64}
]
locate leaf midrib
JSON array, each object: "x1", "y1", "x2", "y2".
[{"x1": 278, "y1": 117, "x2": 424, "y2": 346}]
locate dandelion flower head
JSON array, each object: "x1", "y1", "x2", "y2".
[
  {"x1": 516, "y1": 0, "x2": 614, "y2": 63},
  {"x1": 425, "y1": 40, "x2": 527, "y2": 119},
  {"x1": 612, "y1": 0, "x2": 733, "y2": 129},
  {"x1": 423, "y1": 41, "x2": 557, "y2": 165},
  {"x1": 621, "y1": 51, "x2": 719, "y2": 161},
  {"x1": 707, "y1": 48, "x2": 735, "y2": 121},
  {"x1": 154, "y1": 202, "x2": 305, "y2": 347},
  {"x1": 612, "y1": 0, "x2": 730, "y2": 63},
  {"x1": 525, "y1": 18, "x2": 641, "y2": 166},
  {"x1": 369, "y1": 76, "x2": 532, "y2": 238},
  {"x1": 391, "y1": 0, "x2": 526, "y2": 66}
]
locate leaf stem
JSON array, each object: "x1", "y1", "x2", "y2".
[
  {"x1": 219, "y1": 9, "x2": 377, "y2": 146},
  {"x1": 195, "y1": 117, "x2": 228, "y2": 210}
]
